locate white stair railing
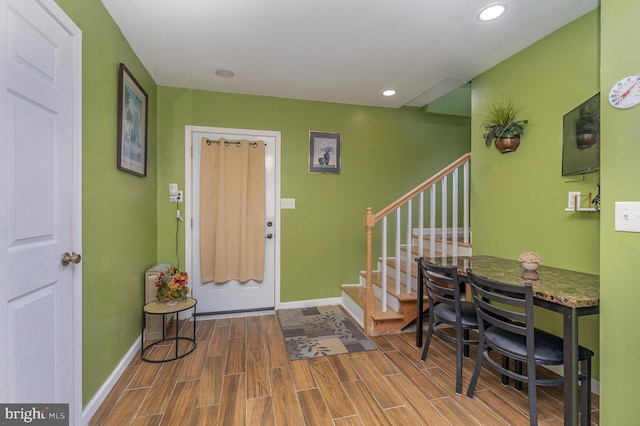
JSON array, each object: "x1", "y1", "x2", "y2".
[{"x1": 362, "y1": 153, "x2": 471, "y2": 335}]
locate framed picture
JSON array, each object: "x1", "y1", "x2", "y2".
[
  {"x1": 309, "y1": 131, "x2": 341, "y2": 174},
  {"x1": 117, "y1": 63, "x2": 148, "y2": 176}
]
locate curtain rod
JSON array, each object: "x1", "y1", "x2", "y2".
[{"x1": 205, "y1": 139, "x2": 265, "y2": 147}]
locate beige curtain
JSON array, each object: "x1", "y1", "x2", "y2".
[{"x1": 200, "y1": 137, "x2": 266, "y2": 283}]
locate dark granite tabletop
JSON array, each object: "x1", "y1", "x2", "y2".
[{"x1": 424, "y1": 255, "x2": 600, "y2": 309}]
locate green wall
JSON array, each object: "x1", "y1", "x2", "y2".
[
  {"x1": 156, "y1": 88, "x2": 470, "y2": 302},
  {"x1": 54, "y1": 0, "x2": 159, "y2": 407},
  {"x1": 471, "y1": 10, "x2": 601, "y2": 377},
  {"x1": 600, "y1": 0, "x2": 640, "y2": 422},
  {"x1": 55, "y1": 0, "x2": 470, "y2": 408}
]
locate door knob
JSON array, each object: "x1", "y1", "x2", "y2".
[
  {"x1": 266, "y1": 234, "x2": 273, "y2": 239},
  {"x1": 61, "y1": 252, "x2": 81, "y2": 266}
]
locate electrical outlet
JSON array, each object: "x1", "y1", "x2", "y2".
[{"x1": 170, "y1": 191, "x2": 184, "y2": 203}]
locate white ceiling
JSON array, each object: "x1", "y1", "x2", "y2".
[{"x1": 102, "y1": 0, "x2": 598, "y2": 109}]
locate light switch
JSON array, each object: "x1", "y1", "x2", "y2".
[
  {"x1": 281, "y1": 198, "x2": 296, "y2": 209},
  {"x1": 615, "y1": 202, "x2": 640, "y2": 232}
]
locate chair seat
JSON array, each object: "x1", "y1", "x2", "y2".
[
  {"x1": 433, "y1": 301, "x2": 478, "y2": 327},
  {"x1": 485, "y1": 326, "x2": 595, "y2": 365}
]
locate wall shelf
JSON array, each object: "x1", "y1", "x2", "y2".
[
  {"x1": 565, "y1": 207, "x2": 599, "y2": 212},
  {"x1": 565, "y1": 192, "x2": 599, "y2": 212}
]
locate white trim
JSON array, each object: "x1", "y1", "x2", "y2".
[
  {"x1": 184, "y1": 126, "x2": 281, "y2": 310},
  {"x1": 175, "y1": 297, "x2": 342, "y2": 321},
  {"x1": 278, "y1": 297, "x2": 342, "y2": 311},
  {"x1": 36, "y1": 1, "x2": 83, "y2": 423},
  {"x1": 81, "y1": 336, "x2": 141, "y2": 425}
]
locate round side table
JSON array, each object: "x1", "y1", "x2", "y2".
[{"x1": 141, "y1": 297, "x2": 197, "y2": 362}]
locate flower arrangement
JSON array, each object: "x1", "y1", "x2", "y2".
[
  {"x1": 519, "y1": 252, "x2": 542, "y2": 271},
  {"x1": 518, "y1": 251, "x2": 542, "y2": 264},
  {"x1": 155, "y1": 267, "x2": 189, "y2": 302}
]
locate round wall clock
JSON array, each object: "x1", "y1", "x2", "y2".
[{"x1": 608, "y1": 75, "x2": 640, "y2": 109}]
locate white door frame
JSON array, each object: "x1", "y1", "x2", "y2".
[
  {"x1": 0, "y1": 0, "x2": 82, "y2": 421},
  {"x1": 184, "y1": 125, "x2": 281, "y2": 312}
]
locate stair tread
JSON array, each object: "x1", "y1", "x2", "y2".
[{"x1": 341, "y1": 285, "x2": 404, "y2": 320}]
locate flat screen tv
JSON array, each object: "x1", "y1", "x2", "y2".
[{"x1": 562, "y1": 93, "x2": 600, "y2": 176}]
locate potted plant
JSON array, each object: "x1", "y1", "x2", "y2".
[
  {"x1": 481, "y1": 100, "x2": 529, "y2": 153},
  {"x1": 575, "y1": 101, "x2": 599, "y2": 149}
]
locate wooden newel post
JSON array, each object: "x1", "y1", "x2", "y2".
[{"x1": 364, "y1": 207, "x2": 376, "y2": 336}]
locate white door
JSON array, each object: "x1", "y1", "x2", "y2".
[
  {"x1": 186, "y1": 127, "x2": 280, "y2": 314},
  {"x1": 0, "y1": 0, "x2": 82, "y2": 421}
]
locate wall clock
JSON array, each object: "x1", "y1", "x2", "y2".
[{"x1": 608, "y1": 75, "x2": 640, "y2": 109}]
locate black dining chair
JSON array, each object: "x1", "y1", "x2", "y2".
[
  {"x1": 419, "y1": 258, "x2": 479, "y2": 395},
  {"x1": 465, "y1": 269, "x2": 593, "y2": 426}
]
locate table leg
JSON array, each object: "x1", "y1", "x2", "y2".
[
  {"x1": 175, "y1": 311, "x2": 179, "y2": 359},
  {"x1": 193, "y1": 305, "x2": 197, "y2": 341},
  {"x1": 563, "y1": 307, "x2": 579, "y2": 426}
]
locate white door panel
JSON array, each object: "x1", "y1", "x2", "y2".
[
  {"x1": 1, "y1": 0, "x2": 81, "y2": 419},
  {"x1": 187, "y1": 128, "x2": 279, "y2": 314}
]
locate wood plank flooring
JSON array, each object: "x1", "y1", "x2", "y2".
[{"x1": 89, "y1": 312, "x2": 599, "y2": 425}]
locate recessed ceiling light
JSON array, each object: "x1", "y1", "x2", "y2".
[
  {"x1": 214, "y1": 69, "x2": 235, "y2": 78},
  {"x1": 382, "y1": 89, "x2": 396, "y2": 97},
  {"x1": 478, "y1": 4, "x2": 506, "y2": 21}
]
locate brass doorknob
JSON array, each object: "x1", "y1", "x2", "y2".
[{"x1": 61, "y1": 252, "x2": 81, "y2": 266}]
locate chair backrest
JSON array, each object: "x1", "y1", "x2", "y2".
[
  {"x1": 419, "y1": 258, "x2": 463, "y2": 311},
  {"x1": 466, "y1": 269, "x2": 535, "y2": 342}
]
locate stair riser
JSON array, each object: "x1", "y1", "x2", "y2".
[{"x1": 357, "y1": 274, "x2": 402, "y2": 311}]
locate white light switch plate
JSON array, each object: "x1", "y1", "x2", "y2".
[
  {"x1": 568, "y1": 192, "x2": 580, "y2": 209},
  {"x1": 281, "y1": 198, "x2": 296, "y2": 209},
  {"x1": 615, "y1": 202, "x2": 640, "y2": 232}
]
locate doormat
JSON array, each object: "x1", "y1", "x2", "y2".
[{"x1": 277, "y1": 306, "x2": 376, "y2": 360}]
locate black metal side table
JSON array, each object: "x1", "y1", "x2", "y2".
[{"x1": 141, "y1": 297, "x2": 197, "y2": 362}]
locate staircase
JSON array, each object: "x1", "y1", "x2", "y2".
[{"x1": 341, "y1": 153, "x2": 471, "y2": 336}]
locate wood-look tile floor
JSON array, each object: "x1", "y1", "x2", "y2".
[{"x1": 89, "y1": 313, "x2": 599, "y2": 425}]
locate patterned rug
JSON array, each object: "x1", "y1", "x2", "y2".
[{"x1": 277, "y1": 306, "x2": 377, "y2": 360}]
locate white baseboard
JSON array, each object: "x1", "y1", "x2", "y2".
[
  {"x1": 194, "y1": 297, "x2": 342, "y2": 321},
  {"x1": 81, "y1": 335, "x2": 142, "y2": 425},
  {"x1": 277, "y1": 297, "x2": 342, "y2": 311}
]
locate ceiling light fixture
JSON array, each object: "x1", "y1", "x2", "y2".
[
  {"x1": 382, "y1": 89, "x2": 396, "y2": 97},
  {"x1": 478, "y1": 4, "x2": 506, "y2": 21},
  {"x1": 214, "y1": 69, "x2": 235, "y2": 78}
]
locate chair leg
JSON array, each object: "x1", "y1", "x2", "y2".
[
  {"x1": 515, "y1": 360, "x2": 523, "y2": 390},
  {"x1": 501, "y1": 356, "x2": 510, "y2": 385},
  {"x1": 527, "y1": 358, "x2": 537, "y2": 426},
  {"x1": 421, "y1": 315, "x2": 434, "y2": 362},
  {"x1": 466, "y1": 342, "x2": 485, "y2": 398},
  {"x1": 463, "y1": 329, "x2": 470, "y2": 358},
  {"x1": 580, "y1": 357, "x2": 592, "y2": 426},
  {"x1": 456, "y1": 326, "x2": 463, "y2": 395}
]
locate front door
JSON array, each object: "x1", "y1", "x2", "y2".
[
  {"x1": 186, "y1": 127, "x2": 280, "y2": 314},
  {"x1": 0, "y1": 0, "x2": 82, "y2": 421}
]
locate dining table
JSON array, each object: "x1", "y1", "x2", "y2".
[{"x1": 415, "y1": 255, "x2": 599, "y2": 426}]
